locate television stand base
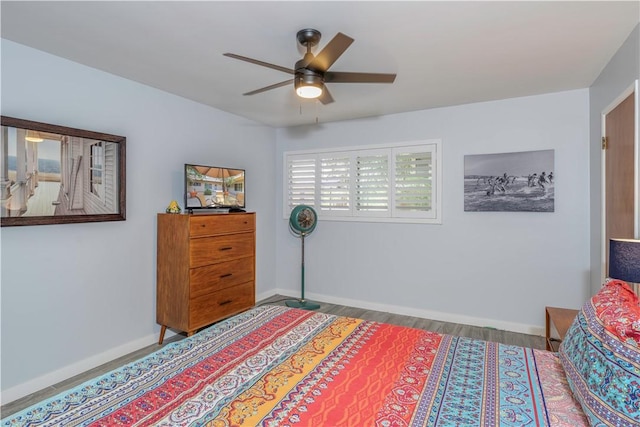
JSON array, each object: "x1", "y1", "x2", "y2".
[{"x1": 188, "y1": 208, "x2": 230, "y2": 214}]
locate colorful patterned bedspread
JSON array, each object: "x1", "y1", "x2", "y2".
[{"x1": 2, "y1": 305, "x2": 588, "y2": 426}]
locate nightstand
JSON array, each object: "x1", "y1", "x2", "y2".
[{"x1": 545, "y1": 306, "x2": 579, "y2": 351}]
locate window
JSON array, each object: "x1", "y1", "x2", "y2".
[
  {"x1": 320, "y1": 154, "x2": 350, "y2": 215},
  {"x1": 90, "y1": 141, "x2": 104, "y2": 199},
  {"x1": 356, "y1": 150, "x2": 388, "y2": 215},
  {"x1": 286, "y1": 155, "x2": 316, "y2": 208},
  {"x1": 284, "y1": 140, "x2": 442, "y2": 223}
]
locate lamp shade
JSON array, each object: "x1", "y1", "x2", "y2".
[
  {"x1": 25, "y1": 130, "x2": 43, "y2": 143},
  {"x1": 609, "y1": 238, "x2": 640, "y2": 283}
]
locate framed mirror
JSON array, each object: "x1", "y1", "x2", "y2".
[{"x1": 1, "y1": 116, "x2": 126, "y2": 226}]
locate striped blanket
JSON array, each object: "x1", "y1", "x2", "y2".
[{"x1": 2, "y1": 305, "x2": 587, "y2": 426}]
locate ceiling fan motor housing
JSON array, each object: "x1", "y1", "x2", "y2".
[{"x1": 294, "y1": 67, "x2": 324, "y2": 91}]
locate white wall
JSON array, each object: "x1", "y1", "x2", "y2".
[
  {"x1": 0, "y1": 40, "x2": 277, "y2": 402},
  {"x1": 589, "y1": 24, "x2": 640, "y2": 295},
  {"x1": 275, "y1": 89, "x2": 591, "y2": 334}
]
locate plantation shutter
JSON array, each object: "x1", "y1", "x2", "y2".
[
  {"x1": 392, "y1": 146, "x2": 435, "y2": 218},
  {"x1": 284, "y1": 140, "x2": 441, "y2": 223},
  {"x1": 286, "y1": 154, "x2": 316, "y2": 212},
  {"x1": 355, "y1": 150, "x2": 389, "y2": 216},
  {"x1": 320, "y1": 154, "x2": 350, "y2": 214}
]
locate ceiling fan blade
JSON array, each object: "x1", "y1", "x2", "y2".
[
  {"x1": 243, "y1": 79, "x2": 293, "y2": 96},
  {"x1": 325, "y1": 71, "x2": 396, "y2": 84},
  {"x1": 318, "y1": 86, "x2": 334, "y2": 105},
  {"x1": 307, "y1": 32, "x2": 354, "y2": 72},
  {"x1": 224, "y1": 53, "x2": 295, "y2": 75}
]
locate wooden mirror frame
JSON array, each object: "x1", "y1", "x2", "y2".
[{"x1": 1, "y1": 116, "x2": 126, "y2": 226}]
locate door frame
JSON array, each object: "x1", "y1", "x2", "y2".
[{"x1": 600, "y1": 79, "x2": 639, "y2": 282}]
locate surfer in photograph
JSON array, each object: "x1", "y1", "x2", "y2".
[
  {"x1": 538, "y1": 171, "x2": 548, "y2": 190},
  {"x1": 486, "y1": 174, "x2": 506, "y2": 196}
]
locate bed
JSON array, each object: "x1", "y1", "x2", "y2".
[{"x1": 3, "y1": 280, "x2": 639, "y2": 427}]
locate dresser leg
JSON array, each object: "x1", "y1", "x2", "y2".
[{"x1": 158, "y1": 325, "x2": 167, "y2": 345}]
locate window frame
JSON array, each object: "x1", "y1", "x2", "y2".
[{"x1": 283, "y1": 139, "x2": 442, "y2": 224}]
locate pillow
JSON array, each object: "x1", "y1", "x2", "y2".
[
  {"x1": 559, "y1": 280, "x2": 640, "y2": 426},
  {"x1": 594, "y1": 280, "x2": 640, "y2": 346}
]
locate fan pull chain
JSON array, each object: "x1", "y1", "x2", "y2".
[{"x1": 298, "y1": 101, "x2": 320, "y2": 124}]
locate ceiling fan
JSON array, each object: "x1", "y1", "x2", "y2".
[{"x1": 223, "y1": 29, "x2": 396, "y2": 104}]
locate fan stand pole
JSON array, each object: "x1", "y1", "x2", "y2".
[{"x1": 286, "y1": 232, "x2": 320, "y2": 310}]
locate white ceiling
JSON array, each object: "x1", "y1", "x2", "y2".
[{"x1": 1, "y1": 1, "x2": 639, "y2": 128}]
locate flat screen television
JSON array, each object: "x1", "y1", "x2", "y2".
[{"x1": 184, "y1": 164, "x2": 245, "y2": 212}]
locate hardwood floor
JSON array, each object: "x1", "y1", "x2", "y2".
[
  {"x1": 1, "y1": 295, "x2": 546, "y2": 418},
  {"x1": 259, "y1": 295, "x2": 545, "y2": 349}
]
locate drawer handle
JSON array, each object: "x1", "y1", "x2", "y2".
[
  {"x1": 219, "y1": 247, "x2": 233, "y2": 251},
  {"x1": 219, "y1": 299, "x2": 232, "y2": 306},
  {"x1": 220, "y1": 273, "x2": 233, "y2": 279}
]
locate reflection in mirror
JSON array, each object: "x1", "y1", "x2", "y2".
[{"x1": 1, "y1": 116, "x2": 126, "y2": 226}]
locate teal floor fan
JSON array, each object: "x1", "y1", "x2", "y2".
[{"x1": 286, "y1": 205, "x2": 320, "y2": 310}]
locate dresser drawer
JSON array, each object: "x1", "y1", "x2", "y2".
[
  {"x1": 189, "y1": 214, "x2": 255, "y2": 237},
  {"x1": 189, "y1": 282, "x2": 254, "y2": 329},
  {"x1": 190, "y1": 257, "x2": 254, "y2": 298},
  {"x1": 190, "y1": 232, "x2": 254, "y2": 268}
]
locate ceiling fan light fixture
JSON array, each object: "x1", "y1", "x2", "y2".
[
  {"x1": 295, "y1": 73, "x2": 323, "y2": 99},
  {"x1": 296, "y1": 83, "x2": 323, "y2": 99}
]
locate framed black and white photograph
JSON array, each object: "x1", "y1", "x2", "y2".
[
  {"x1": 1, "y1": 116, "x2": 126, "y2": 226},
  {"x1": 464, "y1": 149, "x2": 554, "y2": 212}
]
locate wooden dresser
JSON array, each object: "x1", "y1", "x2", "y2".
[{"x1": 156, "y1": 212, "x2": 255, "y2": 344}]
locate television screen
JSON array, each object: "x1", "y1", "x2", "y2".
[{"x1": 185, "y1": 164, "x2": 245, "y2": 210}]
